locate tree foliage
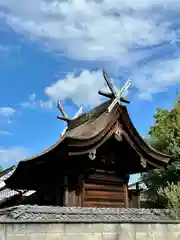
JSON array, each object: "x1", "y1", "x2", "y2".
[
  {"x1": 141, "y1": 99, "x2": 180, "y2": 207},
  {"x1": 158, "y1": 182, "x2": 180, "y2": 219}
]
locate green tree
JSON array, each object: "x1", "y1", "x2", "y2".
[
  {"x1": 141, "y1": 98, "x2": 180, "y2": 207},
  {"x1": 158, "y1": 182, "x2": 180, "y2": 219}
]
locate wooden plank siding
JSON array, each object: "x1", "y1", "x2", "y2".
[{"x1": 83, "y1": 170, "x2": 125, "y2": 207}]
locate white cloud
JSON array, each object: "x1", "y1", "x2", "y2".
[
  {"x1": 0, "y1": 107, "x2": 15, "y2": 117},
  {"x1": 0, "y1": 130, "x2": 11, "y2": 135},
  {"x1": 0, "y1": 107, "x2": 16, "y2": 124},
  {"x1": 45, "y1": 70, "x2": 113, "y2": 106},
  {"x1": 1, "y1": 0, "x2": 175, "y2": 63},
  {"x1": 22, "y1": 56, "x2": 180, "y2": 107},
  {"x1": 29, "y1": 93, "x2": 36, "y2": 102},
  {"x1": 134, "y1": 57, "x2": 180, "y2": 100},
  {"x1": 22, "y1": 70, "x2": 121, "y2": 107},
  {"x1": 1, "y1": 0, "x2": 180, "y2": 102},
  {"x1": 20, "y1": 93, "x2": 38, "y2": 108},
  {"x1": 21, "y1": 93, "x2": 53, "y2": 109},
  {"x1": 0, "y1": 146, "x2": 27, "y2": 166}
]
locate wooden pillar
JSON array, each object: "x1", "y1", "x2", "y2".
[
  {"x1": 81, "y1": 180, "x2": 85, "y2": 207},
  {"x1": 123, "y1": 184, "x2": 129, "y2": 208},
  {"x1": 136, "y1": 183, "x2": 140, "y2": 208},
  {"x1": 64, "y1": 176, "x2": 69, "y2": 206},
  {"x1": 76, "y1": 174, "x2": 84, "y2": 207},
  {"x1": 136, "y1": 193, "x2": 140, "y2": 208},
  {"x1": 72, "y1": 189, "x2": 76, "y2": 206},
  {"x1": 123, "y1": 174, "x2": 129, "y2": 208},
  {"x1": 76, "y1": 175, "x2": 83, "y2": 207},
  {"x1": 128, "y1": 191, "x2": 132, "y2": 208}
]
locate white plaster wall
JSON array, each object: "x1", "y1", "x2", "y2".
[{"x1": 0, "y1": 222, "x2": 179, "y2": 239}]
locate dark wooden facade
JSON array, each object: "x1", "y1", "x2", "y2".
[
  {"x1": 62, "y1": 170, "x2": 127, "y2": 208},
  {"x1": 23, "y1": 170, "x2": 128, "y2": 208},
  {"x1": 84, "y1": 170, "x2": 125, "y2": 207},
  {"x1": 5, "y1": 99, "x2": 171, "y2": 208}
]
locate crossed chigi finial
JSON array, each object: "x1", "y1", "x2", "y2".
[
  {"x1": 98, "y1": 69, "x2": 131, "y2": 112},
  {"x1": 57, "y1": 69, "x2": 131, "y2": 134},
  {"x1": 57, "y1": 101, "x2": 83, "y2": 136}
]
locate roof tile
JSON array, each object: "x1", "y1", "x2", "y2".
[{"x1": 0, "y1": 205, "x2": 173, "y2": 222}]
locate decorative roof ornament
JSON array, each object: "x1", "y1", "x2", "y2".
[
  {"x1": 57, "y1": 101, "x2": 71, "y2": 122},
  {"x1": 115, "y1": 128, "x2": 123, "y2": 142},
  {"x1": 140, "y1": 157, "x2": 147, "y2": 168},
  {"x1": 89, "y1": 149, "x2": 96, "y2": 160},
  {"x1": 57, "y1": 101, "x2": 83, "y2": 136},
  {"x1": 98, "y1": 70, "x2": 131, "y2": 112}
]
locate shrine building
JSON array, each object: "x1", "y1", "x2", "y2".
[{"x1": 4, "y1": 70, "x2": 170, "y2": 208}]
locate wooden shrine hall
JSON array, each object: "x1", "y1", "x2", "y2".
[{"x1": 5, "y1": 70, "x2": 170, "y2": 208}]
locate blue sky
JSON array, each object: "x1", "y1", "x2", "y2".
[{"x1": 0, "y1": 1, "x2": 180, "y2": 184}]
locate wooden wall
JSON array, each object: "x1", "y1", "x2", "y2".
[
  {"x1": 64, "y1": 186, "x2": 82, "y2": 206},
  {"x1": 83, "y1": 170, "x2": 125, "y2": 207},
  {"x1": 128, "y1": 190, "x2": 140, "y2": 208}
]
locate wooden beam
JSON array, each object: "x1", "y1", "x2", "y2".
[
  {"x1": 103, "y1": 69, "x2": 117, "y2": 97},
  {"x1": 98, "y1": 90, "x2": 113, "y2": 99},
  {"x1": 57, "y1": 101, "x2": 68, "y2": 118},
  {"x1": 120, "y1": 97, "x2": 130, "y2": 104},
  {"x1": 98, "y1": 91, "x2": 130, "y2": 103},
  {"x1": 60, "y1": 106, "x2": 83, "y2": 136},
  {"x1": 100, "y1": 70, "x2": 131, "y2": 112},
  {"x1": 57, "y1": 116, "x2": 71, "y2": 122}
]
